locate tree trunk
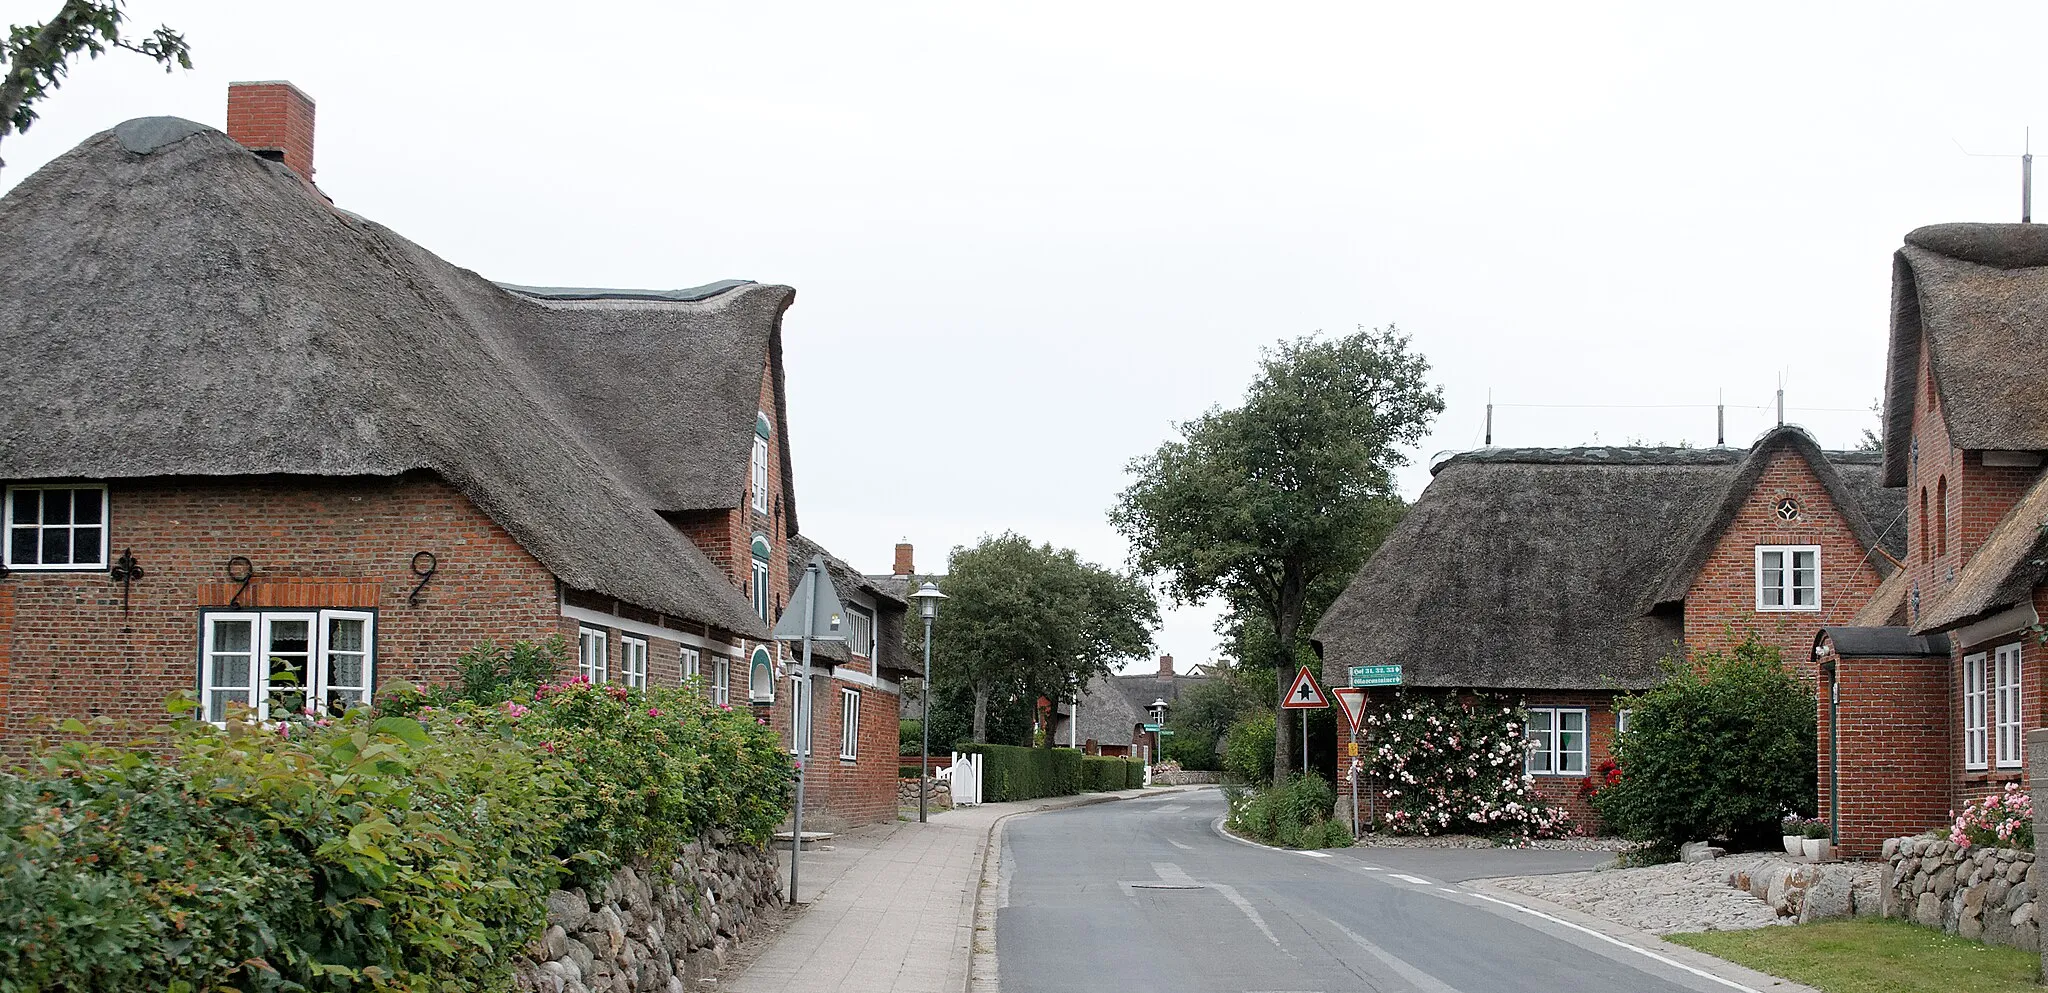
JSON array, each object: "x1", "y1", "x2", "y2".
[
  {"x1": 971, "y1": 682, "x2": 990, "y2": 743},
  {"x1": 1270, "y1": 561, "x2": 1309, "y2": 783}
]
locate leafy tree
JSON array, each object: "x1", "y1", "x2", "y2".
[
  {"x1": 2, "y1": 1, "x2": 193, "y2": 176},
  {"x1": 1593, "y1": 637, "x2": 1818, "y2": 853},
  {"x1": 1222, "y1": 711, "x2": 1277, "y2": 785},
  {"x1": 927, "y1": 533, "x2": 1158, "y2": 743},
  {"x1": 1856, "y1": 397, "x2": 1883, "y2": 452},
  {"x1": 1162, "y1": 667, "x2": 1261, "y2": 770},
  {"x1": 1113, "y1": 326, "x2": 1443, "y2": 781}
]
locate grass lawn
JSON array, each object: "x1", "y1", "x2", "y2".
[{"x1": 1665, "y1": 918, "x2": 2040, "y2": 993}]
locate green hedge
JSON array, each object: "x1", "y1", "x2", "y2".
[
  {"x1": 956, "y1": 744, "x2": 1088, "y2": 801},
  {"x1": 0, "y1": 676, "x2": 793, "y2": 993},
  {"x1": 1081, "y1": 755, "x2": 1147, "y2": 792}
]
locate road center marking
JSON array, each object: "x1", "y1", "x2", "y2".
[
  {"x1": 1296, "y1": 850, "x2": 1333, "y2": 858},
  {"x1": 1388, "y1": 873, "x2": 1436, "y2": 885},
  {"x1": 1168, "y1": 838, "x2": 1195, "y2": 851},
  {"x1": 1465, "y1": 891, "x2": 1767, "y2": 993},
  {"x1": 1328, "y1": 919, "x2": 1468, "y2": 993}
]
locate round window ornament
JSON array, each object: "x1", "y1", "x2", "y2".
[{"x1": 1775, "y1": 497, "x2": 1800, "y2": 521}]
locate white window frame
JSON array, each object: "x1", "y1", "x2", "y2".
[
  {"x1": 620, "y1": 635, "x2": 649, "y2": 689},
  {"x1": 1525, "y1": 707, "x2": 1588, "y2": 776},
  {"x1": 712, "y1": 657, "x2": 730, "y2": 706},
  {"x1": 753, "y1": 556, "x2": 772, "y2": 622},
  {"x1": 199, "y1": 608, "x2": 375, "y2": 724},
  {"x1": 681, "y1": 646, "x2": 701, "y2": 684},
  {"x1": 579, "y1": 627, "x2": 609, "y2": 683},
  {"x1": 751, "y1": 433, "x2": 772, "y2": 515},
  {"x1": 1996, "y1": 643, "x2": 2023, "y2": 768},
  {"x1": 847, "y1": 604, "x2": 875, "y2": 659},
  {"x1": 1755, "y1": 545, "x2": 1821, "y2": 612},
  {"x1": 3, "y1": 484, "x2": 110, "y2": 570},
  {"x1": 1965, "y1": 651, "x2": 1990, "y2": 771},
  {"x1": 790, "y1": 674, "x2": 811, "y2": 756},
  {"x1": 1616, "y1": 708, "x2": 1632, "y2": 737},
  {"x1": 840, "y1": 687, "x2": 861, "y2": 761}
]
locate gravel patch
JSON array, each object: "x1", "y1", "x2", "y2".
[
  {"x1": 1356, "y1": 833, "x2": 1640, "y2": 852},
  {"x1": 1483, "y1": 852, "x2": 1795, "y2": 934}
]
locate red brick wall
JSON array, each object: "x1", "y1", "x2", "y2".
[
  {"x1": 1681, "y1": 448, "x2": 1888, "y2": 677},
  {"x1": 225, "y1": 82, "x2": 316, "y2": 180},
  {"x1": 774, "y1": 670, "x2": 903, "y2": 827},
  {"x1": 1822, "y1": 651, "x2": 1951, "y2": 857},
  {"x1": 1335, "y1": 687, "x2": 1621, "y2": 835},
  {"x1": 0, "y1": 473, "x2": 561, "y2": 746},
  {"x1": 673, "y1": 359, "x2": 790, "y2": 623}
]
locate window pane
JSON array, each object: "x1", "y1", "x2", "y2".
[
  {"x1": 207, "y1": 688, "x2": 250, "y2": 723},
  {"x1": 72, "y1": 527, "x2": 102, "y2": 564},
  {"x1": 40, "y1": 528, "x2": 69, "y2": 564},
  {"x1": 42, "y1": 493, "x2": 69, "y2": 525},
  {"x1": 72, "y1": 491, "x2": 102, "y2": 525},
  {"x1": 213, "y1": 619, "x2": 253, "y2": 653},
  {"x1": 329, "y1": 617, "x2": 365, "y2": 653},
  {"x1": 267, "y1": 620, "x2": 312, "y2": 717},
  {"x1": 10, "y1": 490, "x2": 36, "y2": 525},
  {"x1": 11, "y1": 527, "x2": 38, "y2": 564}
]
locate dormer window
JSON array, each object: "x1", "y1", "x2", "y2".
[
  {"x1": 5, "y1": 485, "x2": 108, "y2": 569},
  {"x1": 751, "y1": 534, "x2": 772, "y2": 621},
  {"x1": 751, "y1": 413, "x2": 772, "y2": 515}
]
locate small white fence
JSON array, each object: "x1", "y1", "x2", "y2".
[{"x1": 937, "y1": 751, "x2": 983, "y2": 806}]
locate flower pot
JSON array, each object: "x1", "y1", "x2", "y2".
[
  {"x1": 1783, "y1": 835, "x2": 1803, "y2": 855},
  {"x1": 1800, "y1": 838, "x2": 1831, "y2": 860}
]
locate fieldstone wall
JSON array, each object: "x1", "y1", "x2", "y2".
[
  {"x1": 1881, "y1": 835, "x2": 2039, "y2": 951},
  {"x1": 1151, "y1": 769, "x2": 1222, "y2": 786},
  {"x1": 515, "y1": 835, "x2": 782, "y2": 993},
  {"x1": 897, "y1": 776, "x2": 954, "y2": 809}
]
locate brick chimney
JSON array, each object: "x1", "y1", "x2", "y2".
[
  {"x1": 1158, "y1": 654, "x2": 1175, "y2": 681},
  {"x1": 893, "y1": 542, "x2": 914, "y2": 578},
  {"x1": 226, "y1": 81, "x2": 316, "y2": 181}
]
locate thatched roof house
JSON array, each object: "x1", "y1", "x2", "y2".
[
  {"x1": 0, "y1": 115, "x2": 784, "y2": 637},
  {"x1": 1312, "y1": 426, "x2": 1904, "y2": 690}
]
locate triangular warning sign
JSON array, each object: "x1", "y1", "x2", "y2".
[
  {"x1": 1281, "y1": 665, "x2": 1329, "y2": 709},
  {"x1": 1334, "y1": 687, "x2": 1367, "y2": 731}
]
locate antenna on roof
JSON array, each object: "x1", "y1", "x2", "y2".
[
  {"x1": 1955, "y1": 129, "x2": 2034, "y2": 222},
  {"x1": 1716, "y1": 389, "x2": 1725, "y2": 446},
  {"x1": 1777, "y1": 374, "x2": 1786, "y2": 427},
  {"x1": 1485, "y1": 389, "x2": 1494, "y2": 446}
]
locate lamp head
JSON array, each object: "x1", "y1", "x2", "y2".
[{"x1": 911, "y1": 581, "x2": 947, "y2": 620}]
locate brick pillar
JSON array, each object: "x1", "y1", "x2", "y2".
[{"x1": 226, "y1": 81, "x2": 316, "y2": 180}]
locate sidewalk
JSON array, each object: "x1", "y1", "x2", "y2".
[{"x1": 723, "y1": 787, "x2": 1195, "y2": 993}]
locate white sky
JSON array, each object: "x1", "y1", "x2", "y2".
[{"x1": 5, "y1": 1, "x2": 2044, "y2": 672}]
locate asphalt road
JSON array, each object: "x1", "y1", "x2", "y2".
[{"x1": 995, "y1": 790, "x2": 1752, "y2": 993}]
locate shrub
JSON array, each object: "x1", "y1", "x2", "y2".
[
  {"x1": 1363, "y1": 693, "x2": 1571, "y2": 840},
  {"x1": 1951, "y1": 784, "x2": 2033, "y2": 850},
  {"x1": 1592, "y1": 637, "x2": 1817, "y2": 849},
  {"x1": 1081, "y1": 756, "x2": 1144, "y2": 792},
  {"x1": 899, "y1": 719, "x2": 923, "y2": 756},
  {"x1": 956, "y1": 744, "x2": 1084, "y2": 801},
  {"x1": 1226, "y1": 773, "x2": 1349, "y2": 848},
  {"x1": 442, "y1": 636, "x2": 566, "y2": 706},
  {"x1": 1223, "y1": 711, "x2": 1277, "y2": 785}
]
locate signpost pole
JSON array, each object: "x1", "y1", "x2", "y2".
[
  {"x1": 1300, "y1": 709, "x2": 1308, "y2": 777},
  {"x1": 789, "y1": 561, "x2": 817, "y2": 904}
]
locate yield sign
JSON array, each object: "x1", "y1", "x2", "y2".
[
  {"x1": 1333, "y1": 687, "x2": 1367, "y2": 732},
  {"x1": 1281, "y1": 665, "x2": 1329, "y2": 710}
]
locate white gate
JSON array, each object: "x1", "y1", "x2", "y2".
[{"x1": 939, "y1": 751, "x2": 983, "y2": 806}]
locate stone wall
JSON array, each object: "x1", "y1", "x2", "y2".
[
  {"x1": 898, "y1": 776, "x2": 953, "y2": 810},
  {"x1": 1150, "y1": 769, "x2": 1222, "y2": 786},
  {"x1": 1881, "y1": 835, "x2": 2039, "y2": 951},
  {"x1": 516, "y1": 836, "x2": 782, "y2": 993}
]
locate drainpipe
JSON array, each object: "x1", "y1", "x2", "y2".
[{"x1": 1822, "y1": 654, "x2": 1840, "y2": 848}]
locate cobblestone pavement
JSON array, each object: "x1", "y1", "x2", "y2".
[{"x1": 1483, "y1": 852, "x2": 1794, "y2": 934}]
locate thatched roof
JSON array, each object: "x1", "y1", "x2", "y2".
[
  {"x1": 1849, "y1": 568, "x2": 1911, "y2": 627},
  {"x1": 786, "y1": 535, "x2": 916, "y2": 676},
  {"x1": 1883, "y1": 223, "x2": 2048, "y2": 486},
  {"x1": 1312, "y1": 429, "x2": 1902, "y2": 690},
  {"x1": 1061, "y1": 669, "x2": 1211, "y2": 747},
  {"x1": 0, "y1": 118, "x2": 784, "y2": 637},
  {"x1": 1917, "y1": 472, "x2": 2048, "y2": 632}
]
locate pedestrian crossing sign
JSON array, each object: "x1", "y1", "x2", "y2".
[{"x1": 1280, "y1": 665, "x2": 1329, "y2": 709}]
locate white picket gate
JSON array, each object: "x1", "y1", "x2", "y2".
[{"x1": 938, "y1": 751, "x2": 983, "y2": 806}]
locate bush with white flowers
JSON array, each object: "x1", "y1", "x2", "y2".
[{"x1": 1362, "y1": 692, "x2": 1571, "y2": 840}]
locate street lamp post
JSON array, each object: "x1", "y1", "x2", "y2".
[
  {"x1": 910, "y1": 581, "x2": 947, "y2": 824},
  {"x1": 1150, "y1": 698, "x2": 1168, "y2": 766}
]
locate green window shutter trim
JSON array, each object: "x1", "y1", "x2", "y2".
[
  {"x1": 756, "y1": 412, "x2": 772, "y2": 438},
  {"x1": 751, "y1": 534, "x2": 772, "y2": 560}
]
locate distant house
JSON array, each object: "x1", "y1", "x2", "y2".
[
  {"x1": 0, "y1": 83, "x2": 896, "y2": 824},
  {"x1": 1050, "y1": 655, "x2": 1211, "y2": 760},
  {"x1": 1312, "y1": 427, "x2": 1904, "y2": 829},
  {"x1": 1816, "y1": 223, "x2": 2048, "y2": 856},
  {"x1": 784, "y1": 536, "x2": 916, "y2": 827}
]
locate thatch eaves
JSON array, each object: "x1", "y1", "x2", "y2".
[
  {"x1": 1916, "y1": 472, "x2": 2048, "y2": 633},
  {"x1": 1882, "y1": 223, "x2": 2048, "y2": 486},
  {"x1": 0, "y1": 118, "x2": 776, "y2": 638},
  {"x1": 786, "y1": 535, "x2": 915, "y2": 675}
]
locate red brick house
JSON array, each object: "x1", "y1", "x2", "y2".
[
  {"x1": 1312, "y1": 426, "x2": 1904, "y2": 831},
  {"x1": 0, "y1": 84, "x2": 912, "y2": 824},
  {"x1": 1051, "y1": 654, "x2": 1212, "y2": 759},
  {"x1": 1817, "y1": 222, "x2": 2048, "y2": 856}
]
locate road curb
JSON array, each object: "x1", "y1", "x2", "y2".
[
  {"x1": 1460, "y1": 878, "x2": 1825, "y2": 993},
  {"x1": 965, "y1": 786, "x2": 1212, "y2": 992}
]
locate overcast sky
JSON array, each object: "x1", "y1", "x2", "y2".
[{"x1": 5, "y1": 1, "x2": 2043, "y2": 672}]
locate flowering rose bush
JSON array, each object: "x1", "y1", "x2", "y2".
[
  {"x1": 1951, "y1": 783, "x2": 2034, "y2": 850},
  {"x1": 1362, "y1": 693, "x2": 1571, "y2": 840}
]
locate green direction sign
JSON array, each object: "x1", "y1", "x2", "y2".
[
  {"x1": 1141, "y1": 724, "x2": 1176, "y2": 735},
  {"x1": 1143, "y1": 723, "x2": 1160, "y2": 732},
  {"x1": 1350, "y1": 664, "x2": 1402, "y2": 687}
]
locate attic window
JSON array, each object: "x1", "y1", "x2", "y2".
[
  {"x1": 5, "y1": 485, "x2": 109, "y2": 570},
  {"x1": 751, "y1": 421, "x2": 772, "y2": 516},
  {"x1": 1757, "y1": 545, "x2": 1820, "y2": 611},
  {"x1": 1774, "y1": 498, "x2": 1800, "y2": 521}
]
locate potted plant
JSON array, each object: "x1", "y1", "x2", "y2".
[
  {"x1": 1780, "y1": 815, "x2": 1805, "y2": 855},
  {"x1": 1800, "y1": 817, "x2": 1832, "y2": 860}
]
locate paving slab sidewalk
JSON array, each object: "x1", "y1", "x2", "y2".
[{"x1": 723, "y1": 787, "x2": 1199, "y2": 993}]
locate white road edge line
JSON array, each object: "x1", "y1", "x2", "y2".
[
  {"x1": 1387, "y1": 873, "x2": 1435, "y2": 886},
  {"x1": 1297, "y1": 850, "x2": 1333, "y2": 859},
  {"x1": 1327, "y1": 919, "x2": 1468, "y2": 993},
  {"x1": 1464, "y1": 891, "x2": 1766, "y2": 993}
]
